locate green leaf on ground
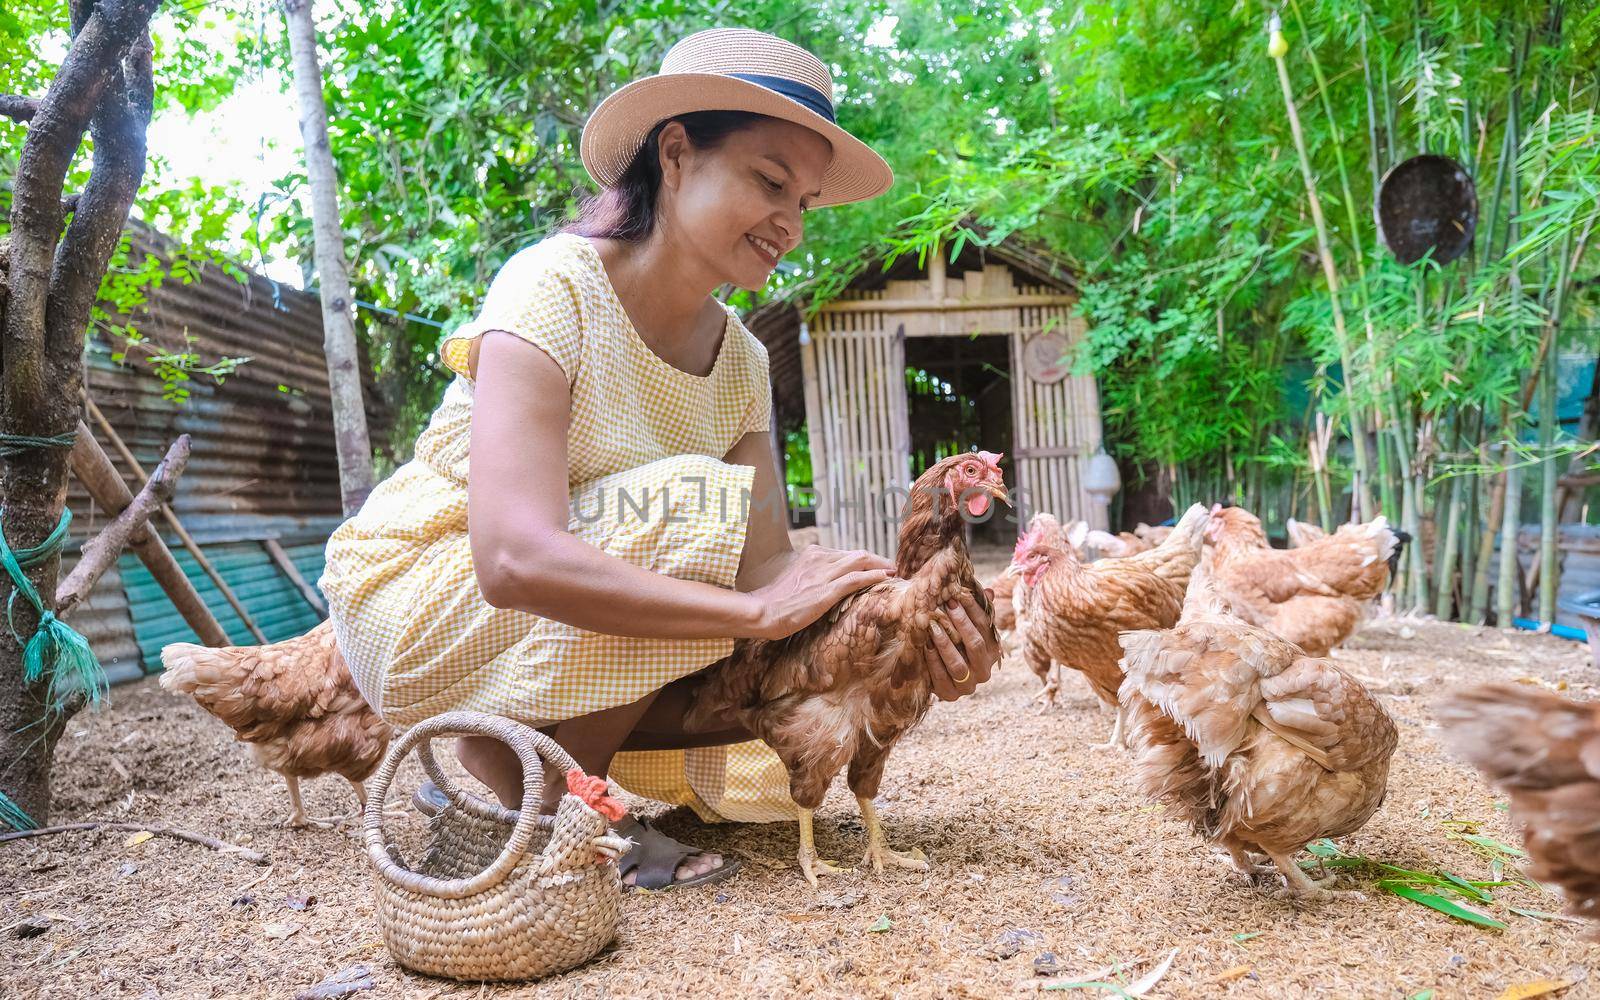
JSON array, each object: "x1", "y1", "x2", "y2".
[{"x1": 1379, "y1": 881, "x2": 1507, "y2": 929}]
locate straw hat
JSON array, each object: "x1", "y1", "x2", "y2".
[{"x1": 580, "y1": 27, "x2": 894, "y2": 208}]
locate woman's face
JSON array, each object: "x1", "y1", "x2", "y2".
[{"x1": 657, "y1": 117, "x2": 833, "y2": 291}]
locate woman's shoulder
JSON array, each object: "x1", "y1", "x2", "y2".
[
  {"x1": 492, "y1": 232, "x2": 597, "y2": 293},
  {"x1": 721, "y1": 305, "x2": 769, "y2": 370}
]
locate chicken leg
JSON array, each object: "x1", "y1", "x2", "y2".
[
  {"x1": 1031, "y1": 664, "x2": 1061, "y2": 713},
  {"x1": 283, "y1": 774, "x2": 338, "y2": 829},
  {"x1": 797, "y1": 808, "x2": 849, "y2": 886},
  {"x1": 857, "y1": 796, "x2": 929, "y2": 874},
  {"x1": 283, "y1": 774, "x2": 396, "y2": 828},
  {"x1": 1089, "y1": 704, "x2": 1128, "y2": 751},
  {"x1": 1224, "y1": 845, "x2": 1274, "y2": 879},
  {"x1": 349, "y1": 777, "x2": 409, "y2": 822}
]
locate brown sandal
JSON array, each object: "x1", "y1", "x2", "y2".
[{"x1": 614, "y1": 816, "x2": 741, "y2": 891}]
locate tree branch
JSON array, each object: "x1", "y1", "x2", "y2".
[
  {"x1": 55, "y1": 434, "x2": 191, "y2": 617},
  {"x1": 0, "y1": 95, "x2": 39, "y2": 123},
  {"x1": 48, "y1": 24, "x2": 156, "y2": 385},
  {"x1": 0, "y1": 820, "x2": 268, "y2": 864},
  {"x1": 68, "y1": 428, "x2": 231, "y2": 646},
  {"x1": 3, "y1": 0, "x2": 162, "y2": 432}
]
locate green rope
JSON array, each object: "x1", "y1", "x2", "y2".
[
  {"x1": 0, "y1": 430, "x2": 93, "y2": 832},
  {"x1": 0, "y1": 506, "x2": 107, "y2": 712},
  {"x1": 0, "y1": 432, "x2": 77, "y2": 459},
  {"x1": 0, "y1": 790, "x2": 37, "y2": 831}
]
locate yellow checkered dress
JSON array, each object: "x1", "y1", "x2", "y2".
[{"x1": 319, "y1": 232, "x2": 796, "y2": 822}]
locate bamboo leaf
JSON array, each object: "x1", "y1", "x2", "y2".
[{"x1": 1378, "y1": 881, "x2": 1507, "y2": 929}]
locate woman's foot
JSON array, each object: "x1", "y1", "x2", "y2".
[{"x1": 613, "y1": 816, "x2": 740, "y2": 890}]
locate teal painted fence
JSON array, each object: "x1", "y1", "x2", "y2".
[{"x1": 119, "y1": 538, "x2": 329, "y2": 671}]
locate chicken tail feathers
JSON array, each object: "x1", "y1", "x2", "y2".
[
  {"x1": 157, "y1": 643, "x2": 207, "y2": 693},
  {"x1": 1164, "y1": 503, "x2": 1212, "y2": 552}
]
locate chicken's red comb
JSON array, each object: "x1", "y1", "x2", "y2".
[
  {"x1": 1012, "y1": 527, "x2": 1035, "y2": 561},
  {"x1": 566, "y1": 769, "x2": 627, "y2": 822}
]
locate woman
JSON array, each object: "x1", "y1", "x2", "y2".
[{"x1": 320, "y1": 27, "x2": 998, "y2": 891}]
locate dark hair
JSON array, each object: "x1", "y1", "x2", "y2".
[{"x1": 564, "y1": 110, "x2": 772, "y2": 243}]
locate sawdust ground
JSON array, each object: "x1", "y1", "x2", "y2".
[{"x1": 3, "y1": 600, "x2": 1599, "y2": 998}]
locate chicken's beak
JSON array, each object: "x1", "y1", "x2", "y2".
[
  {"x1": 592, "y1": 833, "x2": 632, "y2": 864},
  {"x1": 986, "y1": 478, "x2": 1012, "y2": 507}
]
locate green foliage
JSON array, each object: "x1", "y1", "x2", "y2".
[
  {"x1": 8, "y1": 0, "x2": 1595, "y2": 544},
  {"x1": 3, "y1": 4, "x2": 256, "y2": 403}
]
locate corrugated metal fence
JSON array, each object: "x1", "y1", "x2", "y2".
[{"x1": 64, "y1": 226, "x2": 387, "y2": 682}]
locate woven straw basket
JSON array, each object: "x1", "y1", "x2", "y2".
[{"x1": 362, "y1": 711, "x2": 625, "y2": 981}]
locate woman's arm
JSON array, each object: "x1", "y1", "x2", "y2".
[
  {"x1": 726, "y1": 429, "x2": 798, "y2": 593},
  {"x1": 465, "y1": 331, "x2": 892, "y2": 640}
]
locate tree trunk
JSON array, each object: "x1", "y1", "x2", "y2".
[
  {"x1": 282, "y1": 0, "x2": 375, "y2": 516},
  {"x1": 0, "y1": 0, "x2": 162, "y2": 825}
]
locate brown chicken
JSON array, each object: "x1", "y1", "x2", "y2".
[
  {"x1": 1207, "y1": 506, "x2": 1401, "y2": 656},
  {"x1": 1134, "y1": 522, "x2": 1173, "y2": 546},
  {"x1": 990, "y1": 515, "x2": 1067, "y2": 647},
  {"x1": 160, "y1": 620, "x2": 392, "y2": 827},
  {"x1": 1436, "y1": 685, "x2": 1600, "y2": 931},
  {"x1": 1119, "y1": 575, "x2": 1397, "y2": 894},
  {"x1": 1010, "y1": 513, "x2": 1192, "y2": 743},
  {"x1": 1083, "y1": 529, "x2": 1154, "y2": 558},
  {"x1": 1104, "y1": 503, "x2": 1211, "y2": 591},
  {"x1": 686, "y1": 452, "x2": 1008, "y2": 885},
  {"x1": 1285, "y1": 518, "x2": 1327, "y2": 548}
]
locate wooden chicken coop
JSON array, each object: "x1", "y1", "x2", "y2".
[{"x1": 749, "y1": 235, "x2": 1106, "y2": 557}]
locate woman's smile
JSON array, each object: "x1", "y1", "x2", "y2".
[{"x1": 746, "y1": 233, "x2": 783, "y2": 268}]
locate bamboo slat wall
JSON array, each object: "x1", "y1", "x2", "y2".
[{"x1": 805, "y1": 255, "x2": 1103, "y2": 556}]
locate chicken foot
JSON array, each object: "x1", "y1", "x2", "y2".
[
  {"x1": 1267, "y1": 850, "x2": 1363, "y2": 899},
  {"x1": 350, "y1": 778, "x2": 410, "y2": 822},
  {"x1": 857, "y1": 796, "x2": 929, "y2": 874},
  {"x1": 283, "y1": 775, "x2": 399, "y2": 829},
  {"x1": 1031, "y1": 665, "x2": 1061, "y2": 713},
  {"x1": 283, "y1": 775, "x2": 340, "y2": 829},
  {"x1": 797, "y1": 808, "x2": 850, "y2": 887},
  {"x1": 1224, "y1": 845, "x2": 1275, "y2": 879}
]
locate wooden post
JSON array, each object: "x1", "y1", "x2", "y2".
[
  {"x1": 282, "y1": 0, "x2": 375, "y2": 515},
  {"x1": 69, "y1": 432, "x2": 230, "y2": 647},
  {"x1": 57, "y1": 435, "x2": 189, "y2": 617},
  {"x1": 84, "y1": 401, "x2": 268, "y2": 643}
]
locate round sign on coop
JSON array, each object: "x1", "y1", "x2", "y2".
[{"x1": 1024, "y1": 332, "x2": 1071, "y2": 384}]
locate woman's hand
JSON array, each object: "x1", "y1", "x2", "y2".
[
  {"x1": 748, "y1": 544, "x2": 895, "y2": 640},
  {"x1": 924, "y1": 589, "x2": 999, "y2": 701}
]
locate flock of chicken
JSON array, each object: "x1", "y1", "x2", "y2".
[
  {"x1": 991, "y1": 501, "x2": 1401, "y2": 895},
  {"x1": 158, "y1": 453, "x2": 1598, "y2": 928}
]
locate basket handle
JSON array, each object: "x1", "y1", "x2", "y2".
[{"x1": 363, "y1": 711, "x2": 582, "y2": 899}]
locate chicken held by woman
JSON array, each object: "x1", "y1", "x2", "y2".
[{"x1": 686, "y1": 451, "x2": 1008, "y2": 885}]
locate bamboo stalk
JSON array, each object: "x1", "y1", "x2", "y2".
[
  {"x1": 1433, "y1": 466, "x2": 1462, "y2": 620},
  {"x1": 1468, "y1": 423, "x2": 1510, "y2": 623},
  {"x1": 1407, "y1": 411, "x2": 1430, "y2": 613},
  {"x1": 1538, "y1": 333, "x2": 1559, "y2": 625},
  {"x1": 1498, "y1": 458, "x2": 1522, "y2": 623},
  {"x1": 1268, "y1": 14, "x2": 1374, "y2": 522}
]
